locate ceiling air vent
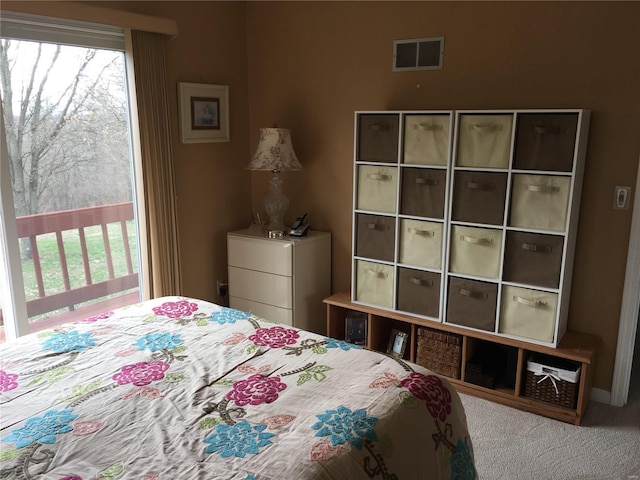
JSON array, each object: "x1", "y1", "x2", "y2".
[{"x1": 393, "y1": 36, "x2": 444, "y2": 72}]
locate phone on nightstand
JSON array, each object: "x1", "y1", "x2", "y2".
[{"x1": 289, "y1": 213, "x2": 310, "y2": 237}]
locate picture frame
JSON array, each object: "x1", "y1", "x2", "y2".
[
  {"x1": 345, "y1": 311, "x2": 367, "y2": 345},
  {"x1": 387, "y1": 329, "x2": 408, "y2": 359},
  {"x1": 178, "y1": 82, "x2": 229, "y2": 143}
]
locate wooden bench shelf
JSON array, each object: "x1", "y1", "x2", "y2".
[{"x1": 324, "y1": 291, "x2": 598, "y2": 425}]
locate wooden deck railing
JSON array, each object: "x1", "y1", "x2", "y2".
[{"x1": 0, "y1": 202, "x2": 140, "y2": 336}]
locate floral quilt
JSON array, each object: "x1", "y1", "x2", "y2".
[{"x1": 0, "y1": 296, "x2": 476, "y2": 479}]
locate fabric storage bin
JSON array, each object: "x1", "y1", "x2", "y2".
[
  {"x1": 456, "y1": 114, "x2": 513, "y2": 169},
  {"x1": 446, "y1": 277, "x2": 498, "y2": 332},
  {"x1": 356, "y1": 165, "x2": 398, "y2": 213},
  {"x1": 449, "y1": 225, "x2": 503, "y2": 279},
  {"x1": 513, "y1": 113, "x2": 578, "y2": 172},
  {"x1": 357, "y1": 114, "x2": 399, "y2": 162},
  {"x1": 416, "y1": 327, "x2": 462, "y2": 379},
  {"x1": 503, "y1": 231, "x2": 564, "y2": 289},
  {"x1": 398, "y1": 219, "x2": 443, "y2": 269},
  {"x1": 451, "y1": 170, "x2": 508, "y2": 225},
  {"x1": 403, "y1": 114, "x2": 450, "y2": 166},
  {"x1": 355, "y1": 214, "x2": 396, "y2": 262},
  {"x1": 355, "y1": 260, "x2": 394, "y2": 309},
  {"x1": 524, "y1": 353, "x2": 581, "y2": 409},
  {"x1": 499, "y1": 285, "x2": 558, "y2": 343},
  {"x1": 509, "y1": 174, "x2": 571, "y2": 232},
  {"x1": 400, "y1": 168, "x2": 446, "y2": 219},
  {"x1": 397, "y1": 268, "x2": 441, "y2": 318}
]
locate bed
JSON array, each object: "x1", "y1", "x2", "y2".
[{"x1": 0, "y1": 296, "x2": 476, "y2": 479}]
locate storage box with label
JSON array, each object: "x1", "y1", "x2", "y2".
[{"x1": 524, "y1": 353, "x2": 581, "y2": 409}]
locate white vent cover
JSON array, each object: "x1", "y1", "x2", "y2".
[{"x1": 393, "y1": 37, "x2": 444, "y2": 71}]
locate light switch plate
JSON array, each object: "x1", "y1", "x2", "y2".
[{"x1": 614, "y1": 186, "x2": 631, "y2": 210}]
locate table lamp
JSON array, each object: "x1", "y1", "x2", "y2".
[{"x1": 247, "y1": 128, "x2": 302, "y2": 238}]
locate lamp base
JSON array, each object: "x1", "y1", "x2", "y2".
[{"x1": 264, "y1": 171, "x2": 289, "y2": 239}]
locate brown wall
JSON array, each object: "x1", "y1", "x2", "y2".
[
  {"x1": 4, "y1": 1, "x2": 639, "y2": 393},
  {"x1": 245, "y1": 1, "x2": 640, "y2": 392}
]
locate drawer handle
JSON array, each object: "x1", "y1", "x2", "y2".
[
  {"x1": 369, "y1": 123, "x2": 391, "y2": 132},
  {"x1": 367, "y1": 173, "x2": 392, "y2": 181},
  {"x1": 407, "y1": 227, "x2": 434, "y2": 237},
  {"x1": 521, "y1": 242, "x2": 552, "y2": 253},
  {"x1": 366, "y1": 269, "x2": 388, "y2": 279},
  {"x1": 513, "y1": 295, "x2": 547, "y2": 308},
  {"x1": 415, "y1": 123, "x2": 443, "y2": 131},
  {"x1": 470, "y1": 123, "x2": 503, "y2": 133},
  {"x1": 534, "y1": 125, "x2": 565, "y2": 135},
  {"x1": 409, "y1": 277, "x2": 433, "y2": 287},
  {"x1": 367, "y1": 223, "x2": 388, "y2": 231},
  {"x1": 415, "y1": 177, "x2": 438, "y2": 186},
  {"x1": 460, "y1": 288, "x2": 488, "y2": 299},
  {"x1": 466, "y1": 181, "x2": 495, "y2": 191},
  {"x1": 460, "y1": 235, "x2": 492, "y2": 245},
  {"x1": 526, "y1": 184, "x2": 560, "y2": 194}
]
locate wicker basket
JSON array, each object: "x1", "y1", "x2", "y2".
[
  {"x1": 416, "y1": 327, "x2": 462, "y2": 379},
  {"x1": 524, "y1": 354, "x2": 580, "y2": 409}
]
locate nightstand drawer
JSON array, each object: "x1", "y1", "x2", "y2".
[
  {"x1": 228, "y1": 235, "x2": 292, "y2": 276},
  {"x1": 229, "y1": 297, "x2": 293, "y2": 326},
  {"x1": 228, "y1": 266, "x2": 292, "y2": 308}
]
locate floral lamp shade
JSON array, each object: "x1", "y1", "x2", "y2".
[{"x1": 247, "y1": 128, "x2": 302, "y2": 172}]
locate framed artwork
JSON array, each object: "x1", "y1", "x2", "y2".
[
  {"x1": 387, "y1": 329, "x2": 408, "y2": 359},
  {"x1": 178, "y1": 82, "x2": 229, "y2": 143}
]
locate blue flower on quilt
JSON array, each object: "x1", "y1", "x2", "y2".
[
  {"x1": 450, "y1": 437, "x2": 477, "y2": 480},
  {"x1": 210, "y1": 307, "x2": 251, "y2": 325},
  {"x1": 311, "y1": 405, "x2": 377, "y2": 450},
  {"x1": 135, "y1": 332, "x2": 184, "y2": 352},
  {"x1": 2, "y1": 408, "x2": 78, "y2": 448},
  {"x1": 42, "y1": 331, "x2": 95, "y2": 353},
  {"x1": 323, "y1": 338, "x2": 362, "y2": 351},
  {"x1": 204, "y1": 420, "x2": 274, "y2": 457}
]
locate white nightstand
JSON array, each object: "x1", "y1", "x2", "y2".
[{"x1": 227, "y1": 229, "x2": 331, "y2": 334}]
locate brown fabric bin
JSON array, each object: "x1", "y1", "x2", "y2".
[
  {"x1": 513, "y1": 113, "x2": 578, "y2": 172},
  {"x1": 397, "y1": 268, "x2": 441, "y2": 318},
  {"x1": 400, "y1": 168, "x2": 447, "y2": 219},
  {"x1": 357, "y1": 114, "x2": 400, "y2": 162},
  {"x1": 503, "y1": 231, "x2": 564, "y2": 289},
  {"x1": 451, "y1": 171, "x2": 508, "y2": 225},
  {"x1": 355, "y1": 214, "x2": 396, "y2": 262},
  {"x1": 446, "y1": 277, "x2": 498, "y2": 332}
]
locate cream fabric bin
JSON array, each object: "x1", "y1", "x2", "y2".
[
  {"x1": 355, "y1": 260, "x2": 394, "y2": 309},
  {"x1": 357, "y1": 114, "x2": 399, "y2": 162},
  {"x1": 456, "y1": 114, "x2": 513, "y2": 168},
  {"x1": 509, "y1": 174, "x2": 571, "y2": 232},
  {"x1": 403, "y1": 114, "x2": 450, "y2": 166},
  {"x1": 356, "y1": 165, "x2": 398, "y2": 213},
  {"x1": 399, "y1": 219, "x2": 443, "y2": 269},
  {"x1": 449, "y1": 225, "x2": 503, "y2": 279},
  {"x1": 499, "y1": 285, "x2": 558, "y2": 343}
]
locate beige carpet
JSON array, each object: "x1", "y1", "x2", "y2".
[{"x1": 459, "y1": 391, "x2": 640, "y2": 480}]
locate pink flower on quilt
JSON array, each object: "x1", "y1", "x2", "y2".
[
  {"x1": 59, "y1": 477, "x2": 82, "y2": 480},
  {"x1": 113, "y1": 360, "x2": 170, "y2": 386},
  {"x1": 248, "y1": 326, "x2": 299, "y2": 348},
  {"x1": 80, "y1": 311, "x2": 113, "y2": 323},
  {"x1": 152, "y1": 299, "x2": 198, "y2": 318},
  {"x1": 400, "y1": 372, "x2": 451, "y2": 422},
  {"x1": 71, "y1": 420, "x2": 104, "y2": 436},
  {"x1": 226, "y1": 374, "x2": 287, "y2": 406},
  {"x1": 0, "y1": 370, "x2": 19, "y2": 393}
]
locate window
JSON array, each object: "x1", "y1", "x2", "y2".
[{"x1": 0, "y1": 12, "x2": 143, "y2": 342}]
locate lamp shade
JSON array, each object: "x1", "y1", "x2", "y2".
[{"x1": 247, "y1": 128, "x2": 302, "y2": 172}]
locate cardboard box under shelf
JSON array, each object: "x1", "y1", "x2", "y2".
[
  {"x1": 416, "y1": 327, "x2": 462, "y2": 379},
  {"x1": 524, "y1": 353, "x2": 581, "y2": 409}
]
